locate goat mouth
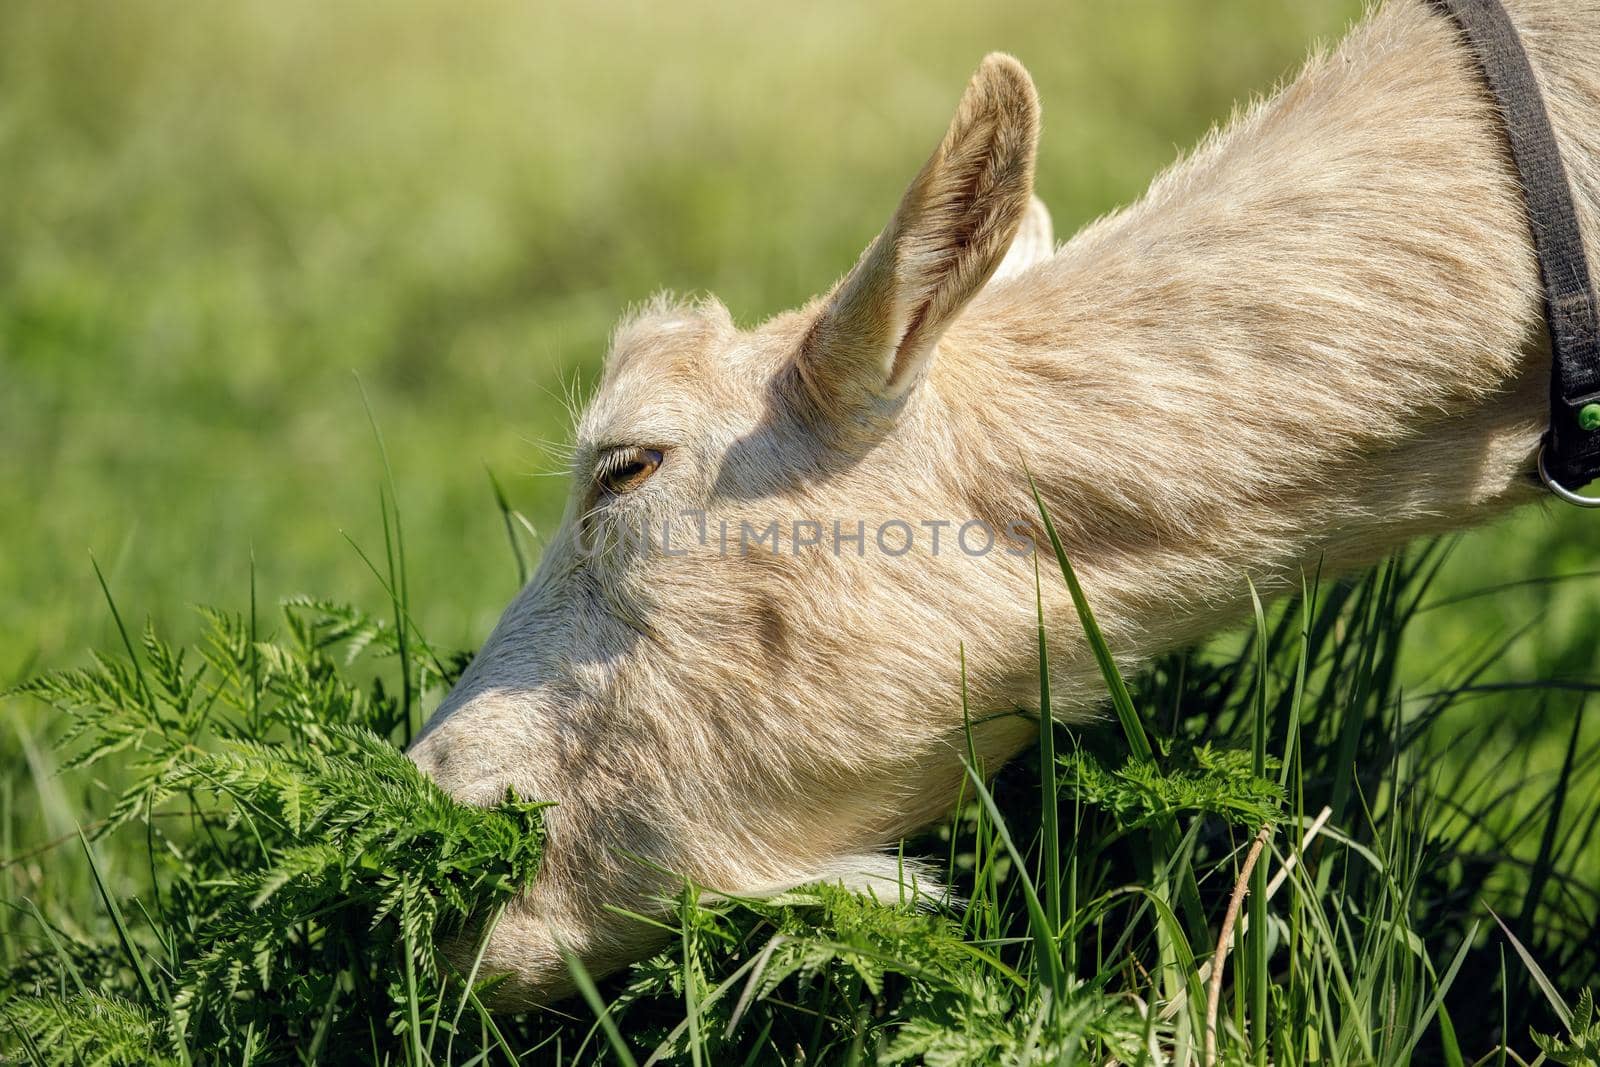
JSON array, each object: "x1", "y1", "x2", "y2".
[{"x1": 444, "y1": 894, "x2": 676, "y2": 1012}]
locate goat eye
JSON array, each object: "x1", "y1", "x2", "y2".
[{"x1": 596, "y1": 446, "x2": 663, "y2": 495}]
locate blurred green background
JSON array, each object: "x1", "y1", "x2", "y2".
[{"x1": 2, "y1": 0, "x2": 1595, "y2": 869}]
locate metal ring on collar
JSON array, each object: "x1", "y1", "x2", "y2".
[{"x1": 1538, "y1": 444, "x2": 1600, "y2": 507}]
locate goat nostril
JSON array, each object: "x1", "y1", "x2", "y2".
[{"x1": 405, "y1": 736, "x2": 449, "y2": 783}]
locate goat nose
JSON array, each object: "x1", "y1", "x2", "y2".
[
  {"x1": 405, "y1": 729, "x2": 448, "y2": 783},
  {"x1": 407, "y1": 703, "x2": 542, "y2": 809},
  {"x1": 405, "y1": 719, "x2": 482, "y2": 796}
]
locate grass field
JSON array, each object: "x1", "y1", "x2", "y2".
[{"x1": 3, "y1": 1, "x2": 1598, "y2": 1063}]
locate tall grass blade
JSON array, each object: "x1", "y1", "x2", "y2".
[
  {"x1": 1026, "y1": 473, "x2": 1208, "y2": 947},
  {"x1": 1247, "y1": 580, "x2": 1271, "y2": 1067},
  {"x1": 1025, "y1": 472, "x2": 1150, "y2": 761},
  {"x1": 77, "y1": 829, "x2": 160, "y2": 1009},
  {"x1": 565, "y1": 950, "x2": 639, "y2": 1067},
  {"x1": 89, "y1": 555, "x2": 153, "y2": 713},
  {"x1": 357, "y1": 376, "x2": 416, "y2": 744},
  {"x1": 485, "y1": 466, "x2": 530, "y2": 589},
  {"x1": 1035, "y1": 558, "x2": 1063, "y2": 943},
  {"x1": 1489, "y1": 906, "x2": 1571, "y2": 1029},
  {"x1": 1397, "y1": 920, "x2": 1478, "y2": 1064},
  {"x1": 961, "y1": 760, "x2": 1063, "y2": 997}
]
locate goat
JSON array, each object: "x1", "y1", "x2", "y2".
[{"x1": 407, "y1": 0, "x2": 1600, "y2": 1004}]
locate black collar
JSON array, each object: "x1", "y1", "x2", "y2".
[{"x1": 1429, "y1": 0, "x2": 1600, "y2": 505}]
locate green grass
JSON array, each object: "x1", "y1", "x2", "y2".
[
  {"x1": 4, "y1": 513, "x2": 1596, "y2": 1063},
  {"x1": 2, "y1": 0, "x2": 1598, "y2": 1063}
]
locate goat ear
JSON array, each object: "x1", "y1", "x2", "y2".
[
  {"x1": 799, "y1": 53, "x2": 1039, "y2": 419},
  {"x1": 991, "y1": 196, "x2": 1054, "y2": 283}
]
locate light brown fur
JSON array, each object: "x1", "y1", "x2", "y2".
[{"x1": 408, "y1": 0, "x2": 1600, "y2": 1004}]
